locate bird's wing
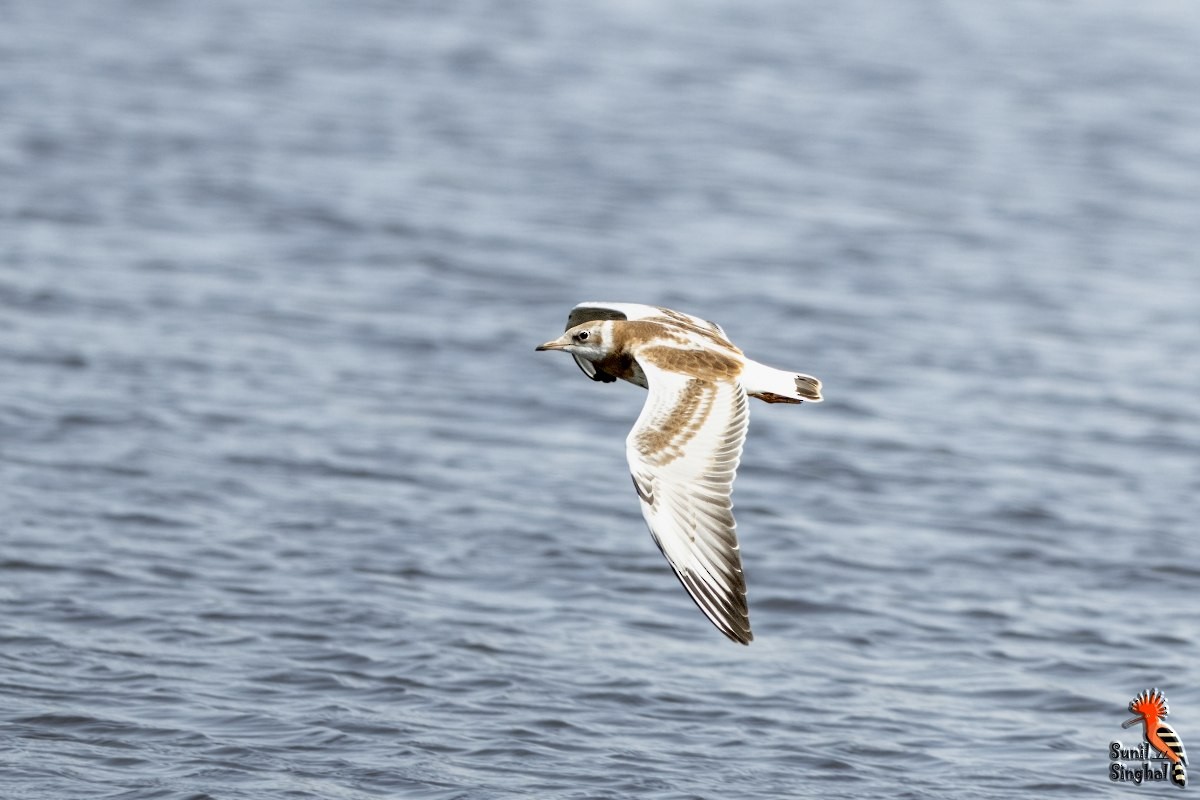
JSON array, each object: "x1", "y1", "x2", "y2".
[
  {"x1": 569, "y1": 301, "x2": 727, "y2": 337},
  {"x1": 567, "y1": 301, "x2": 634, "y2": 328},
  {"x1": 1156, "y1": 721, "x2": 1188, "y2": 765},
  {"x1": 624, "y1": 360, "x2": 751, "y2": 644}
]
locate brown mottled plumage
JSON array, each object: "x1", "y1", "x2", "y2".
[
  {"x1": 633, "y1": 378, "x2": 714, "y2": 467},
  {"x1": 537, "y1": 302, "x2": 822, "y2": 644}
]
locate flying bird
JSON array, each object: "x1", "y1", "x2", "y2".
[{"x1": 536, "y1": 302, "x2": 822, "y2": 644}]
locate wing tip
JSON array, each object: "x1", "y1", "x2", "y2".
[
  {"x1": 727, "y1": 628, "x2": 754, "y2": 645},
  {"x1": 674, "y1": 566, "x2": 753, "y2": 646}
]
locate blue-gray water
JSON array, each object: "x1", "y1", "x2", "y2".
[{"x1": 3, "y1": 1, "x2": 1199, "y2": 798}]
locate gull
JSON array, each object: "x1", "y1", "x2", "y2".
[{"x1": 536, "y1": 302, "x2": 822, "y2": 644}]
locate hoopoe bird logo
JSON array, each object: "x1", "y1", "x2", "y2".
[{"x1": 1124, "y1": 688, "x2": 1188, "y2": 788}]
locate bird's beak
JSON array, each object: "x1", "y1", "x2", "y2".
[
  {"x1": 535, "y1": 336, "x2": 569, "y2": 352},
  {"x1": 1122, "y1": 716, "x2": 1142, "y2": 729}
]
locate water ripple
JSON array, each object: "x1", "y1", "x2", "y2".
[{"x1": 3, "y1": 1, "x2": 1198, "y2": 799}]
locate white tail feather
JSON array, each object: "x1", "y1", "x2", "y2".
[{"x1": 741, "y1": 359, "x2": 823, "y2": 404}]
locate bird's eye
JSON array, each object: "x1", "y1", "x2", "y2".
[{"x1": 575, "y1": 330, "x2": 590, "y2": 341}]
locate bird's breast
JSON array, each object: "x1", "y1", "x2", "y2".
[{"x1": 593, "y1": 352, "x2": 647, "y2": 388}]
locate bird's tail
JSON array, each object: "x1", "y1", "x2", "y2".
[
  {"x1": 1171, "y1": 761, "x2": 1186, "y2": 788},
  {"x1": 742, "y1": 359, "x2": 823, "y2": 404},
  {"x1": 1156, "y1": 723, "x2": 1187, "y2": 788}
]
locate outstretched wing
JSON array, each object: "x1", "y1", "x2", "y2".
[
  {"x1": 624, "y1": 360, "x2": 752, "y2": 644},
  {"x1": 564, "y1": 302, "x2": 730, "y2": 382}
]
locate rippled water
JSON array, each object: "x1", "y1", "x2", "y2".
[{"x1": 3, "y1": 1, "x2": 1199, "y2": 798}]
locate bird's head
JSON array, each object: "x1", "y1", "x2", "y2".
[
  {"x1": 1123, "y1": 688, "x2": 1169, "y2": 728},
  {"x1": 535, "y1": 321, "x2": 611, "y2": 361}
]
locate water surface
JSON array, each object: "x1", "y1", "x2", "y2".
[{"x1": 2, "y1": 1, "x2": 1199, "y2": 797}]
